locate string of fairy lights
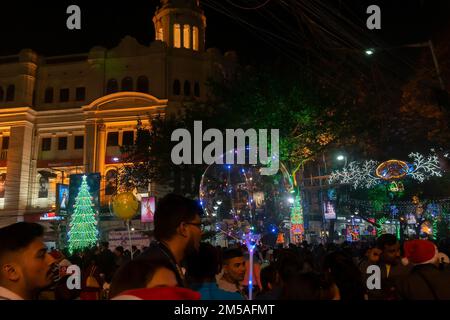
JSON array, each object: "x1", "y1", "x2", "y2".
[{"x1": 328, "y1": 151, "x2": 445, "y2": 189}]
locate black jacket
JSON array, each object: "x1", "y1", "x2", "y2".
[
  {"x1": 398, "y1": 264, "x2": 450, "y2": 300},
  {"x1": 138, "y1": 241, "x2": 186, "y2": 287},
  {"x1": 367, "y1": 262, "x2": 411, "y2": 300}
]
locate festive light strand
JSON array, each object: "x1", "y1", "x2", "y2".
[{"x1": 329, "y1": 152, "x2": 444, "y2": 189}]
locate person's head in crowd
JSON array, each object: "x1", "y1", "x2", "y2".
[
  {"x1": 377, "y1": 234, "x2": 401, "y2": 265},
  {"x1": 0, "y1": 222, "x2": 57, "y2": 299},
  {"x1": 366, "y1": 246, "x2": 382, "y2": 264},
  {"x1": 109, "y1": 258, "x2": 178, "y2": 298},
  {"x1": 153, "y1": 194, "x2": 204, "y2": 262},
  {"x1": 273, "y1": 249, "x2": 304, "y2": 283},
  {"x1": 322, "y1": 251, "x2": 365, "y2": 300},
  {"x1": 100, "y1": 241, "x2": 110, "y2": 251},
  {"x1": 260, "y1": 264, "x2": 278, "y2": 292},
  {"x1": 281, "y1": 272, "x2": 336, "y2": 300},
  {"x1": 221, "y1": 248, "x2": 246, "y2": 284},
  {"x1": 185, "y1": 243, "x2": 220, "y2": 283},
  {"x1": 404, "y1": 239, "x2": 439, "y2": 266},
  {"x1": 114, "y1": 246, "x2": 124, "y2": 257}
]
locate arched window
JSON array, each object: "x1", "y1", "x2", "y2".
[
  {"x1": 193, "y1": 26, "x2": 199, "y2": 51},
  {"x1": 173, "y1": 79, "x2": 181, "y2": 95},
  {"x1": 121, "y1": 77, "x2": 133, "y2": 91},
  {"x1": 194, "y1": 82, "x2": 200, "y2": 97},
  {"x1": 184, "y1": 80, "x2": 191, "y2": 96},
  {"x1": 183, "y1": 25, "x2": 191, "y2": 49},
  {"x1": 105, "y1": 170, "x2": 118, "y2": 196},
  {"x1": 137, "y1": 76, "x2": 149, "y2": 93},
  {"x1": 44, "y1": 87, "x2": 54, "y2": 103},
  {"x1": 0, "y1": 87, "x2": 4, "y2": 101},
  {"x1": 6, "y1": 85, "x2": 15, "y2": 101},
  {"x1": 173, "y1": 24, "x2": 181, "y2": 48},
  {"x1": 106, "y1": 79, "x2": 118, "y2": 94}
]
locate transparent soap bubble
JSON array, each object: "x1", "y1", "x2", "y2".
[{"x1": 199, "y1": 150, "x2": 294, "y2": 240}]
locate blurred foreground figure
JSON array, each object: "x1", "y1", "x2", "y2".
[
  {"x1": 398, "y1": 240, "x2": 450, "y2": 300},
  {"x1": 186, "y1": 243, "x2": 243, "y2": 300},
  {"x1": 0, "y1": 222, "x2": 56, "y2": 300},
  {"x1": 217, "y1": 248, "x2": 247, "y2": 298},
  {"x1": 110, "y1": 258, "x2": 199, "y2": 300},
  {"x1": 139, "y1": 194, "x2": 204, "y2": 287}
]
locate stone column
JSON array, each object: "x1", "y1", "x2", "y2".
[
  {"x1": 84, "y1": 120, "x2": 96, "y2": 173},
  {"x1": 96, "y1": 122, "x2": 106, "y2": 175},
  {"x1": 2, "y1": 123, "x2": 34, "y2": 224}
]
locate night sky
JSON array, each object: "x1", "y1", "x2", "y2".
[{"x1": 0, "y1": 0, "x2": 449, "y2": 65}]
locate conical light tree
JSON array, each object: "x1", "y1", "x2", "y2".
[
  {"x1": 68, "y1": 175, "x2": 98, "y2": 253},
  {"x1": 290, "y1": 194, "x2": 304, "y2": 243}
]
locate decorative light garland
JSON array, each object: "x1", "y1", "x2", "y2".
[
  {"x1": 376, "y1": 217, "x2": 388, "y2": 237},
  {"x1": 329, "y1": 151, "x2": 444, "y2": 189}
]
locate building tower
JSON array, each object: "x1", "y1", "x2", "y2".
[{"x1": 153, "y1": 0, "x2": 206, "y2": 52}]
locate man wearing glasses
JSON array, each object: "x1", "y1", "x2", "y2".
[{"x1": 139, "y1": 194, "x2": 204, "y2": 287}]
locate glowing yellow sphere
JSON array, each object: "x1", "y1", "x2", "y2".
[{"x1": 112, "y1": 192, "x2": 139, "y2": 220}]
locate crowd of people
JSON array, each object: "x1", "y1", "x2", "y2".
[{"x1": 1, "y1": 193, "x2": 450, "y2": 300}]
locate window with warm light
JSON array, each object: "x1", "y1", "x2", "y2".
[
  {"x1": 183, "y1": 25, "x2": 191, "y2": 49},
  {"x1": 193, "y1": 26, "x2": 199, "y2": 51},
  {"x1": 157, "y1": 27, "x2": 164, "y2": 41},
  {"x1": 174, "y1": 24, "x2": 181, "y2": 48}
]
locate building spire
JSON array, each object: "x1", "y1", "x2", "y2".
[{"x1": 153, "y1": 0, "x2": 206, "y2": 51}]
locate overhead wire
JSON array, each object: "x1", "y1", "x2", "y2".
[
  {"x1": 226, "y1": 0, "x2": 272, "y2": 10},
  {"x1": 202, "y1": 0, "x2": 366, "y2": 94}
]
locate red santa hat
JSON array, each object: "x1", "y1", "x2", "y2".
[
  {"x1": 404, "y1": 240, "x2": 438, "y2": 265},
  {"x1": 112, "y1": 287, "x2": 201, "y2": 300}
]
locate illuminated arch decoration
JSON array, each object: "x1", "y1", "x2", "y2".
[
  {"x1": 329, "y1": 152, "x2": 443, "y2": 189},
  {"x1": 376, "y1": 160, "x2": 409, "y2": 180}
]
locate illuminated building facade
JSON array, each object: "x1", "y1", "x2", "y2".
[{"x1": 0, "y1": 0, "x2": 236, "y2": 227}]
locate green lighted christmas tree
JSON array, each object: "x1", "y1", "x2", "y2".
[
  {"x1": 290, "y1": 194, "x2": 304, "y2": 243},
  {"x1": 68, "y1": 175, "x2": 98, "y2": 254}
]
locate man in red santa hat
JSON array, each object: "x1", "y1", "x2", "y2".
[{"x1": 398, "y1": 239, "x2": 450, "y2": 300}]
